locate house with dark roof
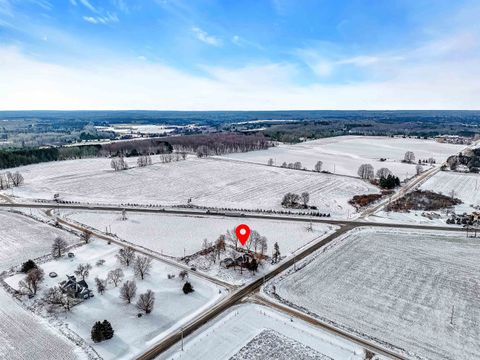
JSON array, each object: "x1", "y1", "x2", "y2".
[{"x1": 59, "y1": 275, "x2": 93, "y2": 300}]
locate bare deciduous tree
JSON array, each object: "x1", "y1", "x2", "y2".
[
  {"x1": 137, "y1": 155, "x2": 152, "y2": 167},
  {"x1": 314, "y1": 161, "x2": 323, "y2": 172},
  {"x1": 120, "y1": 280, "x2": 137, "y2": 304},
  {"x1": 357, "y1": 164, "x2": 374, "y2": 180},
  {"x1": 134, "y1": 256, "x2": 152, "y2": 280},
  {"x1": 281, "y1": 162, "x2": 287, "y2": 168},
  {"x1": 95, "y1": 277, "x2": 107, "y2": 295},
  {"x1": 136, "y1": 290, "x2": 155, "y2": 314},
  {"x1": 8, "y1": 171, "x2": 24, "y2": 187},
  {"x1": 110, "y1": 156, "x2": 129, "y2": 171},
  {"x1": 43, "y1": 286, "x2": 65, "y2": 306},
  {"x1": 19, "y1": 268, "x2": 45, "y2": 296},
  {"x1": 416, "y1": 164, "x2": 424, "y2": 175},
  {"x1": 179, "y1": 270, "x2": 188, "y2": 280},
  {"x1": 74, "y1": 263, "x2": 92, "y2": 280},
  {"x1": 376, "y1": 167, "x2": 392, "y2": 179},
  {"x1": 52, "y1": 237, "x2": 68, "y2": 258},
  {"x1": 116, "y1": 247, "x2": 136, "y2": 267},
  {"x1": 404, "y1": 151, "x2": 415, "y2": 163},
  {"x1": 107, "y1": 268, "x2": 124, "y2": 287},
  {"x1": 301, "y1": 192, "x2": 310, "y2": 207},
  {"x1": 293, "y1": 161, "x2": 302, "y2": 170},
  {"x1": 267, "y1": 158, "x2": 274, "y2": 166}
]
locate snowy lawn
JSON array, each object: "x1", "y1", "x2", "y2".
[
  {"x1": 5, "y1": 239, "x2": 225, "y2": 360},
  {"x1": 0, "y1": 288, "x2": 85, "y2": 360},
  {"x1": 0, "y1": 210, "x2": 78, "y2": 271},
  {"x1": 157, "y1": 304, "x2": 366, "y2": 360},
  {"x1": 220, "y1": 135, "x2": 464, "y2": 180},
  {"x1": 7, "y1": 156, "x2": 379, "y2": 218},
  {"x1": 420, "y1": 171, "x2": 480, "y2": 213},
  {"x1": 270, "y1": 227, "x2": 480, "y2": 360},
  {"x1": 64, "y1": 211, "x2": 335, "y2": 257}
]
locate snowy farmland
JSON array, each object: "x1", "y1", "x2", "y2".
[
  {"x1": 64, "y1": 211, "x2": 335, "y2": 258},
  {"x1": 0, "y1": 210, "x2": 78, "y2": 271},
  {"x1": 158, "y1": 304, "x2": 367, "y2": 360},
  {"x1": 5, "y1": 239, "x2": 225, "y2": 360},
  {"x1": 0, "y1": 212, "x2": 84, "y2": 359},
  {"x1": 270, "y1": 227, "x2": 480, "y2": 360},
  {"x1": 420, "y1": 171, "x2": 480, "y2": 213},
  {"x1": 220, "y1": 136, "x2": 465, "y2": 179},
  {"x1": 0, "y1": 289, "x2": 85, "y2": 360},
  {"x1": 8, "y1": 156, "x2": 379, "y2": 218}
]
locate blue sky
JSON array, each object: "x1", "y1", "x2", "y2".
[{"x1": 0, "y1": 0, "x2": 479, "y2": 110}]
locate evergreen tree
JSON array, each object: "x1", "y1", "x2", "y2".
[
  {"x1": 102, "y1": 320, "x2": 114, "y2": 340},
  {"x1": 21, "y1": 259, "x2": 37, "y2": 273},
  {"x1": 91, "y1": 321, "x2": 104, "y2": 343},
  {"x1": 183, "y1": 281, "x2": 194, "y2": 294}
]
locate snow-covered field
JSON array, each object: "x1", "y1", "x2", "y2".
[
  {"x1": 0, "y1": 210, "x2": 78, "y2": 271},
  {"x1": 220, "y1": 136, "x2": 464, "y2": 179},
  {"x1": 157, "y1": 304, "x2": 366, "y2": 360},
  {"x1": 420, "y1": 171, "x2": 480, "y2": 213},
  {"x1": 8, "y1": 156, "x2": 379, "y2": 218},
  {"x1": 5, "y1": 240, "x2": 225, "y2": 360},
  {"x1": 64, "y1": 211, "x2": 335, "y2": 258},
  {"x1": 0, "y1": 288, "x2": 85, "y2": 360},
  {"x1": 270, "y1": 227, "x2": 480, "y2": 360}
]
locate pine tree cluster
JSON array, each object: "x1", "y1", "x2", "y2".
[{"x1": 91, "y1": 320, "x2": 114, "y2": 343}]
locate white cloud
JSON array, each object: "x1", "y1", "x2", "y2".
[
  {"x1": 83, "y1": 12, "x2": 118, "y2": 25},
  {"x1": 1, "y1": 46, "x2": 479, "y2": 111},
  {"x1": 192, "y1": 27, "x2": 221, "y2": 46},
  {"x1": 78, "y1": 0, "x2": 97, "y2": 13}
]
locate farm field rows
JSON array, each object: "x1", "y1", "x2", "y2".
[
  {"x1": 270, "y1": 227, "x2": 480, "y2": 360},
  {"x1": 0, "y1": 210, "x2": 78, "y2": 271},
  {"x1": 5, "y1": 239, "x2": 225, "y2": 360},
  {"x1": 64, "y1": 211, "x2": 335, "y2": 258},
  {"x1": 220, "y1": 136, "x2": 464, "y2": 180},
  {"x1": 10, "y1": 156, "x2": 379, "y2": 218},
  {"x1": 158, "y1": 304, "x2": 367, "y2": 360},
  {"x1": 0, "y1": 289, "x2": 85, "y2": 360}
]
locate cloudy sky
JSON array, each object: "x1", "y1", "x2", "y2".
[{"x1": 0, "y1": 0, "x2": 479, "y2": 110}]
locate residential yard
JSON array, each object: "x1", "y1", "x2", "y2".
[
  {"x1": 8, "y1": 155, "x2": 379, "y2": 218},
  {"x1": 5, "y1": 239, "x2": 226, "y2": 360},
  {"x1": 158, "y1": 304, "x2": 367, "y2": 360},
  {"x1": 220, "y1": 135, "x2": 464, "y2": 179},
  {"x1": 268, "y1": 227, "x2": 480, "y2": 360}
]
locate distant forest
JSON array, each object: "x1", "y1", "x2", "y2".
[{"x1": 0, "y1": 133, "x2": 271, "y2": 170}]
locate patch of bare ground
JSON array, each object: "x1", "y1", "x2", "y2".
[{"x1": 386, "y1": 190, "x2": 461, "y2": 212}]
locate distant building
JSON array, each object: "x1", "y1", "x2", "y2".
[{"x1": 435, "y1": 135, "x2": 472, "y2": 145}]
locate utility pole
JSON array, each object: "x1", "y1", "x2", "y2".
[{"x1": 181, "y1": 327, "x2": 184, "y2": 351}]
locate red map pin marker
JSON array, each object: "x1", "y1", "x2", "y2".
[{"x1": 236, "y1": 224, "x2": 251, "y2": 246}]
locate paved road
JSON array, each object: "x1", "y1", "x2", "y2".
[{"x1": 0, "y1": 201, "x2": 465, "y2": 233}]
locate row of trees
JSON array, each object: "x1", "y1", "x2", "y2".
[
  {"x1": 0, "y1": 171, "x2": 24, "y2": 189},
  {"x1": 269, "y1": 159, "x2": 324, "y2": 173},
  {"x1": 167, "y1": 133, "x2": 271, "y2": 158}
]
